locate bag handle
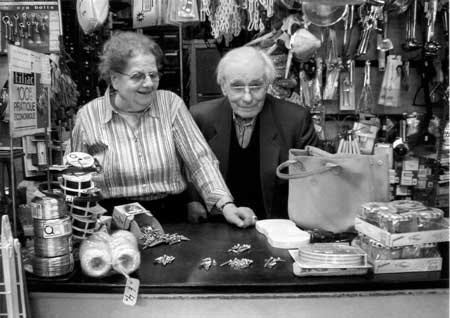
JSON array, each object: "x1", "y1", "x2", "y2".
[{"x1": 276, "y1": 159, "x2": 340, "y2": 180}]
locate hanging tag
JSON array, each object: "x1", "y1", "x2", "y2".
[{"x1": 123, "y1": 275, "x2": 140, "y2": 306}]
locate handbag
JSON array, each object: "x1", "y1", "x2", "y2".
[{"x1": 276, "y1": 146, "x2": 389, "y2": 233}]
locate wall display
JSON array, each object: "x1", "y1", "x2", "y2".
[
  {"x1": 8, "y1": 44, "x2": 50, "y2": 137},
  {"x1": 0, "y1": 1, "x2": 61, "y2": 54}
]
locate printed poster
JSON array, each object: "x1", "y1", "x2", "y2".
[{"x1": 8, "y1": 44, "x2": 50, "y2": 137}]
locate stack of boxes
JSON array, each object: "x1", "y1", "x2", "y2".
[{"x1": 354, "y1": 200, "x2": 449, "y2": 274}]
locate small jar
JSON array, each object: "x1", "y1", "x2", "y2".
[
  {"x1": 358, "y1": 234, "x2": 370, "y2": 252},
  {"x1": 380, "y1": 212, "x2": 418, "y2": 233},
  {"x1": 420, "y1": 243, "x2": 440, "y2": 258},
  {"x1": 389, "y1": 246, "x2": 403, "y2": 260},
  {"x1": 417, "y1": 208, "x2": 444, "y2": 231},
  {"x1": 388, "y1": 200, "x2": 425, "y2": 213},
  {"x1": 401, "y1": 245, "x2": 422, "y2": 259},
  {"x1": 369, "y1": 239, "x2": 390, "y2": 260},
  {"x1": 360, "y1": 202, "x2": 396, "y2": 226}
]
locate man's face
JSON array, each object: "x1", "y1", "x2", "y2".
[{"x1": 221, "y1": 57, "x2": 267, "y2": 119}]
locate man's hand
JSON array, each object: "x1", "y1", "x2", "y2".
[
  {"x1": 222, "y1": 204, "x2": 257, "y2": 228},
  {"x1": 187, "y1": 201, "x2": 208, "y2": 223}
]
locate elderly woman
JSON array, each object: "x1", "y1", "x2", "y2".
[{"x1": 70, "y1": 31, "x2": 256, "y2": 228}]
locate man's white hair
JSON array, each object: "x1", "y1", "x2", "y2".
[{"x1": 216, "y1": 46, "x2": 276, "y2": 86}]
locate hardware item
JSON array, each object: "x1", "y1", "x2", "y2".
[
  {"x1": 227, "y1": 243, "x2": 251, "y2": 254},
  {"x1": 356, "y1": 5, "x2": 382, "y2": 56},
  {"x1": 263, "y1": 256, "x2": 285, "y2": 269},
  {"x1": 357, "y1": 60, "x2": 375, "y2": 113},
  {"x1": 403, "y1": 0, "x2": 421, "y2": 50},
  {"x1": 34, "y1": 235, "x2": 72, "y2": 258},
  {"x1": 32, "y1": 253, "x2": 74, "y2": 277},
  {"x1": 154, "y1": 254, "x2": 175, "y2": 266},
  {"x1": 199, "y1": 257, "x2": 217, "y2": 271},
  {"x1": 140, "y1": 226, "x2": 188, "y2": 249},
  {"x1": 220, "y1": 258, "x2": 253, "y2": 270}
]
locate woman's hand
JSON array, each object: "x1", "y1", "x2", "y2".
[
  {"x1": 187, "y1": 201, "x2": 208, "y2": 223},
  {"x1": 222, "y1": 204, "x2": 257, "y2": 228}
]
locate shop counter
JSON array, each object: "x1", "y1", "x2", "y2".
[{"x1": 27, "y1": 221, "x2": 449, "y2": 318}]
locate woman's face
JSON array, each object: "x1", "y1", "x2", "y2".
[{"x1": 111, "y1": 53, "x2": 159, "y2": 111}]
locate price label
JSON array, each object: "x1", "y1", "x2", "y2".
[{"x1": 123, "y1": 277, "x2": 140, "y2": 306}]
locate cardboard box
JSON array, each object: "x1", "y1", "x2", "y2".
[
  {"x1": 355, "y1": 217, "x2": 450, "y2": 247},
  {"x1": 112, "y1": 202, "x2": 164, "y2": 245},
  {"x1": 371, "y1": 257, "x2": 442, "y2": 274}
]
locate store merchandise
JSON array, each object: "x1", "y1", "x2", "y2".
[
  {"x1": 276, "y1": 146, "x2": 389, "y2": 232},
  {"x1": 353, "y1": 234, "x2": 443, "y2": 274},
  {"x1": 79, "y1": 231, "x2": 112, "y2": 277},
  {"x1": 79, "y1": 230, "x2": 141, "y2": 277},
  {"x1": 30, "y1": 193, "x2": 73, "y2": 277},
  {"x1": 358, "y1": 200, "x2": 446, "y2": 234},
  {"x1": 255, "y1": 219, "x2": 310, "y2": 249},
  {"x1": 60, "y1": 152, "x2": 106, "y2": 240},
  {"x1": 289, "y1": 243, "x2": 371, "y2": 277}
]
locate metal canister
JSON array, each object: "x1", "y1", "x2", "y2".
[
  {"x1": 32, "y1": 253, "x2": 74, "y2": 277},
  {"x1": 30, "y1": 195, "x2": 67, "y2": 220}
]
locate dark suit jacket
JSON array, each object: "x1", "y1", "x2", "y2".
[{"x1": 190, "y1": 95, "x2": 319, "y2": 218}]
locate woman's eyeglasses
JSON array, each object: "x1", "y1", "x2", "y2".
[{"x1": 116, "y1": 71, "x2": 162, "y2": 84}]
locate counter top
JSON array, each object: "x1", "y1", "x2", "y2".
[{"x1": 26, "y1": 220, "x2": 449, "y2": 294}]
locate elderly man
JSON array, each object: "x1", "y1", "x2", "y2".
[{"x1": 187, "y1": 46, "x2": 318, "y2": 222}]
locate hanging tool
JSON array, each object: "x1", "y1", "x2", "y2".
[
  {"x1": 339, "y1": 59, "x2": 356, "y2": 111},
  {"x1": 357, "y1": 60, "x2": 375, "y2": 113},
  {"x1": 424, "y1": 0, "x2": 441, "y2": 56},
  {"x1": 403, "y1": 0, "x2": 421, "y2": 50},
  {"x1": 356, "y1": 3, "x2": 382, "y2": 57}
]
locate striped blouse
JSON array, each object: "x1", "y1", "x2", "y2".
[{"x1": 70, "y1": 88, "x2": 232, "y2": 210}]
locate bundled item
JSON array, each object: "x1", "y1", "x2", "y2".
[
  {"x1": 378, "y1": 55, "x2": 403, "y2": 107},
  {"x1": 358, "y1": 200, "x2": 445, "y2": 233},
  {"x1": 353, "y1": 121, "x2": 379, "y2": 154},
  {"x1": 276, "y1": 146, "x2": 389, "y2": 232},
  {"x1": 32, "y1": 253, "x2": 74, "y2": 277},
  {"x1": 110, "y1": 230, "x2": 140, "y2": 275},
  {"x1": 60, "y1": 152, "x2": 106, "y2": 239},
  {"x1": 356, "y1": 235, "x2": 440, "y2": 261},
  {"x1": 79, "y1": 230, "x2": 141, "y2": 277},
  {"x1": 289, "y1": 243, "x2": 370, "y2": 277},
  {"x1": 79, "y1": 231, "x2": 112, "y2": 277},
  {"x1": 355, "y1": 200, "x2": 449, "y2": 248}
]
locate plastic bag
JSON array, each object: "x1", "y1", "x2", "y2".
[{"x1": 76, "y1": 0, "x2": 109, "y2": 35}]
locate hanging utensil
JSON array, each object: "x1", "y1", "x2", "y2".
[
  {"x1": 424, "y1": 0, "x2": 441, "y2": 56},
  {"x1": 342, "y1": 5, "x2": 355, "y2": 56},
  {"x1": 403, "y1": 0, "x2": 421, "y2": 50},
  {"x1": 357, "y1": 60, "x2": 375, "y2": 113},
  {"x1": 377, "y1": 4, "x2": 393, "y2": 51},
  {"x1": 356, "y1": 4, "x2": 382, "y2": 56},
  {"x1": 302, "y1": 3, "x2": 348, "y2": 27}
]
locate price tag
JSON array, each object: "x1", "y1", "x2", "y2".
[{"x1": 123, "y1": 277, "x2": 140, "y2": 306}]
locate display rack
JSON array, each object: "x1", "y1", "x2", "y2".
[{"x1": 0, "y1": 215, "x2": 29, "y2": 318}]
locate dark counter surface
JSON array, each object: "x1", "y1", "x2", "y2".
[{"x1": 26, "y1": 221, "x2": 449, "y2": 294}]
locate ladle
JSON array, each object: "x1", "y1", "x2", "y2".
[{"x1": 377, "y1": 4, "x2": 394, "y2": 52}]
